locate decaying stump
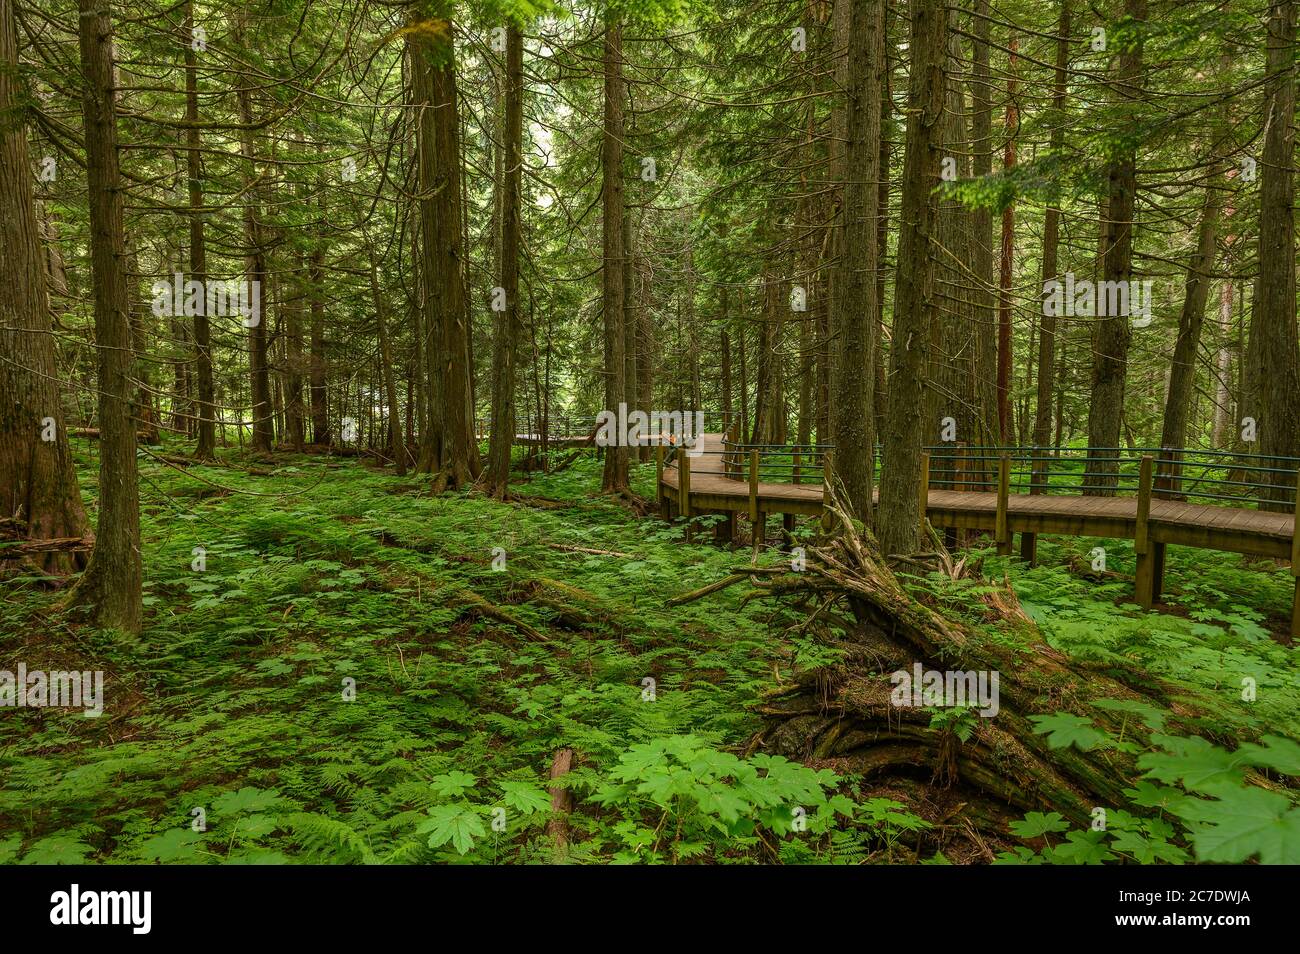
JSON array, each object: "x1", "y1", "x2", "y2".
[{"x1": 735, "y1": 496, "x2": 1207, "y2": 858}]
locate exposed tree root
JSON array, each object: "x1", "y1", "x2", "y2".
[
  {"x1": 548, "y1": 543, "x2": 639, "y2": 559},
  {"x1": 448, "y1": 588, "x2": 550, "y2": 642},
  {"x1": 738, "y1": 496, "x2": 1212, "y2": 859}
]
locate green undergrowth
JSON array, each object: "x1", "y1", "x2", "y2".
[{"x1": 0, "y1": 441, "x2": 1296, "y2": 863}]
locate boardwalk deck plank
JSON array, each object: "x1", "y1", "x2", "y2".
[{"x1": 660, "y1": 435, "x2": 1299, "y2": 562}]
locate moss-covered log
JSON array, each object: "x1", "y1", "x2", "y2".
[{"x1": 740, "y1": 500, "x2": 1209, "y2": 857}]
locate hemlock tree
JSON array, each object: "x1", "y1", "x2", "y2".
[
  {"x1": 483, "y1": 21, "x2": 524, "y2": 499},
  {"x1": 829, "y1": 0, "x2": 884, "y2": 525},
  {"x1": 876, "y1": 0, "x2": 946, "y2": 558},
  {"x1": 67, "y1": 0, "x2": 142, "y2": 632},
  {"x1": 600, "y1": 16, "x2": 629, "y2": 495},
  {"x1": 1083, "y1": 0, "x2": 1146, "y2": 495},
  {"x1": 1250, "y1": 0, "x2": 1300, "y2": 505}
]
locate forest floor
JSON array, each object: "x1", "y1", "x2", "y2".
[{"x1": 1, "y1": 439, "x2": 1298, "y2": 864}]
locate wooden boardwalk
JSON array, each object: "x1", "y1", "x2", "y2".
[{"x1": 657, "y1": 434, "x2": 1300, "y2": 634}]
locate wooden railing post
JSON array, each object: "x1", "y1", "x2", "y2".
[
  {"x1": 748, "y1": 448, "x2": 760, "y2": 517},
  {"x1": 655, "y1": 443, "x2": 664, "y2": 505},
  {"x1": 995, "y1": 453, "x2": 1011, "y2": 555},
  {"x1": 680, "y1": 447, "x2": 692, "y2": 524},
  {"x1": 1134, "y1": 454, "x2": 1155, "y2": 610},
  {"x1": 919, "y1": 452, "x2": 931, "y2": 544},
  {"x1": 1291, "y1": 468, "x2": 1300, "y2": 639}
]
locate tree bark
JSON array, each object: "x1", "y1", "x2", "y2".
[
  {"x1": 1252, "y1": 0, "x2": 1300, "y2": 505},
  {"x1": 877, "y1": 0, "x2": 945, "y2": 556},
  {"x1": 371, "y1": 252, "x2": 407, "y2": 475},
  {"x1": 235, "y1": 21, "x2": 273, "y2": 455},
  {"x1": 997, "y1": 40, "x2": 1018, "y2": 444},
  {"x1": 601, "y1": 18, "x2": 629, "y2": 493},
  {"x1": 0, "y1": 0, "x2": 90, "y2": 576},
  {"x1": 408, "y1": 7, "x2": 479, "y2": 488},
  {"x1": 308, "y1": 236, "x2": 329, "y2": 445},
  {"x1": 184, "y1": 2, "x2": 215, "y2": 459},
  {"x1": 67, "y1": 0, "x2": 141, "y2": 631},
  {"x1": 129, "y1": 245, "x2": 160, "y2": 446},
  {"x1": 1032, "y1": 1, "x2": 1071, "y2": 455},
  {"x1": 1159, "y1": 181, "x2": 1222, "y2": 458},
  {"x1": 831, "y1": 0, "x2": 883, "y2": 523},
  {"x1": 969, "y1": 0, "x2": 998, "y2": 447},
  {"x1": 1083, "y1": 0, "x2": 1146, "y2": 494},
  {"x1": 483, "y1": 22, "x2": 522, "y2": 497},
  {"x1": 284, "y1": 251, "x2": 306, "y2": 453}
]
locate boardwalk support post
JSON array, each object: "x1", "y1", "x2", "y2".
[
  {"x1": 945, "y1": 444, "x2": 962, "y2": 550},
  {"x1": 995, "y1": 454, "x2": 1011, "y2": 555},
  {"x1": 655, "y1": 443, "x2": 663, "y2": 505},
  {"x1": 821, "y1": 451, "x2": 833, "y2": 531},
  {"x1": 1021, "y1": 447, "x2": 1040, "y2": 565},
  {"x1": 749, "y1": 449, "x2": 763, "y2": 556},
  {"x1": 1291, "y1": 468, "x2": 1300, "y2": 639},
  {"x1": 919, "y1": 452, "x2": 931, "y2": 544},
  {"x1": 717, "y1": 429, "x2": 738, "y2": 545},
  {"x1": 1134, "y1": 454, "x2": 1155, "y2": 610},
  {"x1": 680, "y1": 448, "x2": 692, "y2": 541}
]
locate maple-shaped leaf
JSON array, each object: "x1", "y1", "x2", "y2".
[
  {"x1": 1050, "y1": 829, "x2": 1116, "y2": 865},
  {"x1": 1179, "y1": 786, "x2": 1300, "y2": 865},
  {"x1": 141, "y1": 828, "x2": 205, "y2": 863},
  {"x1": 1138, "y1": 734, "x2": 1247, "y2": 790},
  {"x1": 0, "y1": 835, "x2": 20, "y2": 865},
  {"x1": 636, "y1": 764, "x2": 696, "y2": 806},
  {"x1": 1029, "y1": 713, "x2": 1106, "y2": 751},
  {"x1": 692, "y1": 782, "x2": 751, "y2": 824},
  {"x1": 1236, "y1": 735, "x2": 1300, "y2": 777},
  {"x1": 231, "y1": 814, "x2": 277, "y2": 841},
  {"x1": 1090, "y1": 697, "x2": 1167, "y2": 730},
  {"x1": 497, "y1": 780, "x2": 551, "y2": 816},
  {"x1": 212, "y1": 786, "x2": 285, "y2": 817},
  {"x1": 686, "y1": 748, "x2": 745, "y2": 782},
  {"x1": 19, "y1": 834, "x2": 91, "y2": 865},
  {"x1": 428, "y1": 771, "x2": 477, "y2": 799},
  {"x1": 420, "y1": 804, "x2": 486, "y2": 855},
  {"x1": 992, "y1": 846, "x2": 1046, "y2": 865},
  {"x1": 1009, "y1": 811, "x2": 1070, "y2": 839},
  {"x1": 609, "y1": 741, "x2": 671, "y2": 781},
  {"x1": 1123, "y1": 780, "x2": 1188, "y2": 812},
  {"x1": 1109, "y1": 828, "x2": 1190, "y2": 865}
]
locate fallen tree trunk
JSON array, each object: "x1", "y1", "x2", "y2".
[
  {"x1": 0, "y1": 535, "x2": 94, "y2": 558},
  {"x1": 69, "y1": 426, "x2": 153, "y2": 441},
  {"x1": 738, "y1": 496, "x2": 1211, "y2": 860}
]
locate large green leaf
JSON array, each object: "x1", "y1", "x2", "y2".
[
  {"x1": 419, "y1": 804, "x2": 486, "y2": 855},
  {"x1": 1138, "y1": 734, "x2": 1248, "y2": 790},
  {"x1": 1177, "y1": 785, "x2": 1300, "y2": 865},
  {"x1": 1029, "y1": 713, "x2": 1106, "y2": 751}
]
